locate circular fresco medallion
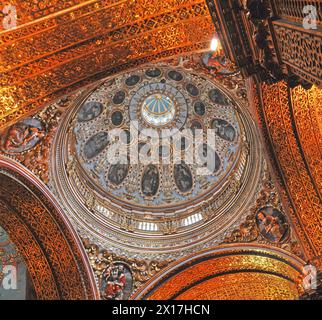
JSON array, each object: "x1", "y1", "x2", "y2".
[
  {"x1": 1, "y1": 118, "x2": 45, "y2": 154},
  {"x1": 255, "y1": 207, "x2": 289, "y2": 243}
]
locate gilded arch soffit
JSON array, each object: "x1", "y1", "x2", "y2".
[
  {"x1": 131, "y1": 245, "x2": 306, "y2": 300},
  {"x1": 252, "y1": 80, "x2": 322, "y2": 270},
  {"x1": 0, "y1": 157, "x2": 99, "y2": 299}
]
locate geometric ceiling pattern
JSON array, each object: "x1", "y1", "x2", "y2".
[{"x1": 0, "y1": 0, "x2": 214, "y2": 128}]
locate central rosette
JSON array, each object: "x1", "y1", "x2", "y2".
[{"x1": 141, "y1": 93, "x2": 176, "y2": 126}]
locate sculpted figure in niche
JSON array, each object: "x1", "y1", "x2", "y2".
[{"x1": 202, "y1": 52, "x2": 237, "y2": 76}]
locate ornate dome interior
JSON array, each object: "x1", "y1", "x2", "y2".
[
  {"x1": 0, "y1": 0, "x2": 321, "y2": 302},
  {"x1": 50, "y1": 63, "x2": 261, "y2": 258}
]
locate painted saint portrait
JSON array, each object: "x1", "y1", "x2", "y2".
[
  {"x1": 125, "y1": 75, "x2": 140, "y2": 87},
  {"x1": 168, "y1": 70, "x2": 183, "y2": 82},
  {"x1": 108, "y1": 163, "x2": 129, "y2": 186},
  {"x1": 77, "y1": 101, "x2": 103, "y2": 122},
  {"x1": 158, "y1": 145, "x2": 170, "y2": 159},
  {"x1": 208, "y1": 88, "x2": 230, "y2": 106},
  {"x1": 113, "y1": 91, "x2": 126, "y2": 105},
  {"x1": 211, "y1": 118, "x2": 236, "y2": 142},
  {"x1": 1, "y1": 118, "x2": 45, "y2": 154},
  {"x1": 186, "y1": 83, "x2": 200, "y2": 97},
  {"x1": 174, "y1": 162, "x2": 193, "y2": 193},
  {"x1": 194, "y1": 101, "x2": 206, "y2": 116},
  {"x1": 141, "y1": 164, "x2": 159, "y2": 197},
  {"x1": 101, "y1": 263, "x2": 133, "y2": 300},
  {"x1": 146, "y1": 68, "x2": 162, "y2": 78},
  {"x1": 83, "y1": 131, "x2": 109, "y2": 159},
  {"x1": 190, "y1": 120, "x2": 202, "y2": 136},
  {"x1": 175, "y1": 136, "x2": 190, "y2": 151},
  {"x1": 111, "y1": 111, "x2": 124, "y2": 127},
  {"x1": 255, "y1": 207, "x2": 289, "y2": 243}
]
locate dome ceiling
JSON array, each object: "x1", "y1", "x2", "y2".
[
  {"x1": 73, "y1": 66, "x2": 241, "y2": 211},
  {"x1": 51, "y1": 63, "x2": 262, "y2": 259}
]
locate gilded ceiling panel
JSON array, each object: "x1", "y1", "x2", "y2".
[
  {"x1": 175, "y1": 273, "x2": 299, "y2": 300},
  {"x1": 260, "y1": 82, "x2": 322, "y2": 269},
  {"x1": 132, "y1": 246, "x2": 305, "y2": 300},
  {"x1": 0, "y1": 0, "x2": 214, "y2": 128},
  {"x1": 1, "y1": 0, "x2": 98, "y2": 28},
  {"x1": 290, "y1": 85, "x2": 322, "y2": 197}
]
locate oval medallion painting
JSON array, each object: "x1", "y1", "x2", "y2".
[
  {"x1": 141, "y1": 165, "x2": 159, "y2": 197},
  {"x1": 211, "y1": 118, "x2": 236, "y2": 142},
  {"x1": 255, "y1": 207, "x2": 289, "y2": 243},
  {"x1": 83, "y1": 131, "x2": 109, "y2": 159},
  {"x1": 101, "y1": 263, "x2": 133, "y2": 300},
  {"x1": 208, "y1": 88, "x2": 230, "y2": 105},
  {"x1": 108, "y1": 163, "x2": 129, "y2": 186},
  {"x1": 77, "y1": 101, "x2": 103, "y2": 122},
  {"x1": 174, "y1": 163, "x2": 193, "y2": 193}
]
